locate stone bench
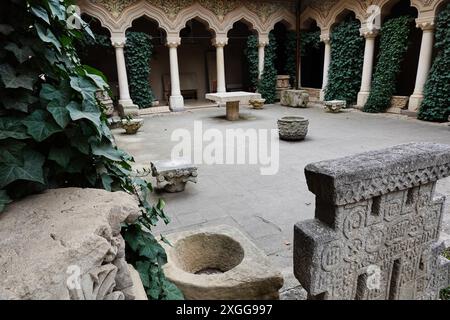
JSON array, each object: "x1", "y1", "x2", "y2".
[
  {"x1": 294, "y1": 142, "x2": 450, "y2": 300},
  {"x1": 0, "y1": 188, "x2": 146, "y2": 300},
  {"x1": 151, "y1": 159, "x2": 198, "y2": 192},
  {"x1": 324, "y1": 100, "x2": 346, "y2": 113},
  {"x1": 280, "y1": 90, "x2": 309, "y2": 108}
]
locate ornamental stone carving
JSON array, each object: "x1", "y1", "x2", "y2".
[{"x1": 294, "y1": 143, "x2": 450, "y2": 300}]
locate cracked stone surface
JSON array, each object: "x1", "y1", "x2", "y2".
[{"x1": 113, "y1": 103, "x2": 450, "y2": 298}]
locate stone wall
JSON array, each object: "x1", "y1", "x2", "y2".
[
  {"x1": 0, "y1": 188, "x2": 145, "y2": 300},
  {"x1": 294, "y1": 143, "x2": 450, "y2": 300}
]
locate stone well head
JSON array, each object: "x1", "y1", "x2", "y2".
[{"x1": 160, "y1": 225, "x2": 284, "y2": 300}]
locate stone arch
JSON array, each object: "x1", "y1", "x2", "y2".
[
  {"x1": 172, "y1": 3, "x2": 221, "y2": 36},
  {"x1": 325, "y1": 3, "x2": 365, "y2": 30},
  {"x1": 221, "y1": 7, "x2": 262, "y2": 35},
  {"x1": 78, "y1": 0, "x2": 116, "y2": 35},
  {"x1": 264, "y1": 9, "x2": 296, "y2": 33},
  {"x1": 300, "y1": 7, "x2": 325, "y2": 29}
]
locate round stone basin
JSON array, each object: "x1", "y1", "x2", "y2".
[
  {"x1": 160, "y1": 225, "x2": 284, "y2": 300},
  {"x1": 173, "y1": 233, "x2": 244, "y2": 275},
  {"x1": 277, "y1": 116, "x2": 309, "y2": 141}
]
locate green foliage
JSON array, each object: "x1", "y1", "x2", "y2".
[
  {"x1": 324, "y1": 19, "x2": 364, "y2": 105},
  {"x1": 285, "y1": 31, "x2": 297, "y2": 88},
  {"x1": 245, "y1": 35, "x2": 259, "y2": 91},
  {"x1": 300, "y1": 30, "x2": 320, "y2": 57},
  {"x1": 418, "y1": 3, "x2": 450, "y2": 122},
  {"x1": 363, "y1": 16, "x2": 412, "y2": 113},
  {"x1": 125, "y1": 32, "x2": 155, "y2": 109},
  {"x1": 258, "y1": 32, "x2": 278, "y2": 104},
  {"x1": 0, "y1": 0, "x2": 181, "y2": 300}
]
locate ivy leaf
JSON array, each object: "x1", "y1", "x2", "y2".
[
  {"x1": 0, "y1": 149, "x2": 45, "y2": 188},
  {"x1": 48, "y1": 147, "x2": 72, "y2": 168},
  {"x1": 0, "y1": 141, "x2": 26, "y2": 164},
  {"x1": 30, "y1": 6, "x2": 50, "y2": 25},
  {"x1": 0, "y1": 117, "x2": 29, "y2": 140},
  {"x1": 91, "y1": 142, "x2": 125, "y2": 162},
  {"x1": 82, "y1": 65, "x2": 109, "y2": 90},
  {"x1": 4, "y1": 43, "x2": 34, "y2": 63},
  {"x1": 47, "y1": 0, "x2": 66, "y2": 21},
  {"x1": 22, "y1": 110, "x2": 62, "y2": 142},
  {"x1": 69, "y1": 75, "x2": 97, "y2": 95},
  {"x1": 3, "y1": 93, "x2": 38, "y2": 113},
  {"x1": 0, "y1": 64, "x2": 36, "y2": 90},
  {"x1": 101, "y1": 174, "x2": 113, "y2": 191},
  {"x1": 47, "y1": 100, "x2": 70, "y2": 128},
  {"x1": 66, "y1": 100, "x2": 101, "y2": 128},
  {"x1": 0, "y1": 190, "x2": 12, "y2": 212},
  {"x1": 34, "y1": 23, "x2": 62, "y2": 53}
]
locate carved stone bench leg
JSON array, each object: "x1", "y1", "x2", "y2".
[{"x1": 226, "y1": 101, "x2": 240, "y2": 121}]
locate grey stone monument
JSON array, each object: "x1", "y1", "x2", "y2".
[{"x1": 294, "y1": 142, "x2": 450, "y2": 300}]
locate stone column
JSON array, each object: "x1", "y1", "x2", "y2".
[
  {"x1": 167, "y1": 36, "x2": 184, "y2": 112},
  {"x1": 212, "y1": 36, "x2": 228, "y2": 93},
  {"x1": 357, "y1": 30, "x2": 379, "y2": 107},
  {"x1": 408, "y1": 21, "x2": 435, "y2": 112},
  {"x1": 111, "y1": 36, "x2": 138, "y2": 116},
  {"x1": 258, "y1": 35, "x2": 269, "y2": 79},
  {"x1": 320, "y1": 33, "x2": 331, "y2": 101}
]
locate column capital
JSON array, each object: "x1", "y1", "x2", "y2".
[
  {"x1": 111, "y1": 36, "x2": 126, "y2": 48},
  {"x1": 258, "y1": 34, "x2": 270, "y2": 47},
  {"x1": 416, "y1": 19, "x2": 435, "y2": 31},
  {"x1": 360, "y1": 28, "x2": 379, "y2": 39},
  {"x1": 320, "y1": 33, "x2": 330, "y2": 44},
  {"x1": 166, "y1": 36, "x2": 181, "y2": 48},
  {"x1": 212, "y1": 37, "x2": 228, "y2": 47}
]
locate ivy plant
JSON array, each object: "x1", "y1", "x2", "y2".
[
  {"x1": 418, "y1": 2, "x2": 450, "y2": 122},
  {"x1": 284, "y1": 30, "x2": 297, "y2": 88},
  {"x1": 0, "y1": 0, "x2": 182, "y2": 300},
  {"x1": 300, "y1": 30, "x2": 320, "y2": 57},
  {"x1": 363, "y1": 16, "x2": 412, "y2": 113},
  {"x1": 324, "y1": 19, "x2": 364, "y2": 105},
  {"x1": 125, "y1": 31, "x2": 155, "y2": 109},
  {"x1": 258, "y1": 32, "x2": 278, "y2": 104},
  {"x1": 245, "y1": 35, "x2": 259, "y2": 92}
]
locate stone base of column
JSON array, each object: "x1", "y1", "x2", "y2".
[
  {"x1": 408, "y1": 94, "x2": 424, "y2": 112},
  {"x1": 357, "y1": 91, "x2": 370, "y2": 107},
  {"x1": 169, "y1": 95, "x2": 184, "y2": 112},
  {"x1": 319, "y1": 89, "x2": 326, "y2": 101},
  {"x1": 119, "y1": 99, "x2": 139, "y2": 117}
]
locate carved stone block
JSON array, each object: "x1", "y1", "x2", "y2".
[
  {"x1": 294, "y1": 143, "x2": 450, "y2": 300},
  {"x1": 151, "y1": 159, "x2": 198, "y2": 193},
  {"x1": 0, "y1": 188, "x2": 143, "y2": 300},
  {"x1": 324, "y1": 100, "x2": 346, "y2": 113},
  {"x1": 280, "y1": 90, "x2": 310, "y2": 108}
]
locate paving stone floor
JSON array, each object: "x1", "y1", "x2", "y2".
[{"x1": 113, "y1": 103, "x2": 450, "y2": 298}]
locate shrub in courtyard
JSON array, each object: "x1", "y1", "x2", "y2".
[
  {"x1": 258, "y1": 32, "x2": 278, "y2": 104},
  {"x1": 0, "y1": 0, "x2": 181, "y2": 299},
  {"x1": 285, "y1": 30, "x2": 297, "y2": 88},
  {"x1": 363, "y1": 16, "x2": 412, "y2": 113},
  {"x1": 125, "y1": 31, "x2": 155, "y2": 109},
  {"x1": 324, "y1": 19, "x2": 364, "y2": 105},
  {"x1": 299, "y1": 30, "x2": 321, "y2": 57},
  {"x1": 245, "y1": 35, "x2": 259, "y2": 91},
  {"x1": 418, "y1": 3, "x2": 450, "y2": 122}
]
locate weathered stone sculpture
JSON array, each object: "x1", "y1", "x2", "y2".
[
  {"x1": 294, "y1": 143, "x2": 450, "y2": 300},
  {"x1": 324, "y1": 100, "x2": 346, "y2": 113},
  {"x1": 160, "y1": 225, "x2": 284, "y2": 299},
  {"x1": 0, "y1": 188, "x2": 144, "y2": 300},
  {"x1": 96, "y1": 90, "x2": 114, "y2": 116},
  {"x1": 280, "y1": 90, "x2": 309, "y2": 108},
  {"x1": 151, "y1": 159, "x2": 198, "y2": 192}
]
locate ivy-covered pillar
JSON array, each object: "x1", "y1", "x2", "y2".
[
  {"x1": 111, "y1": 35, "x2": 138, "y2": 116},
  {"x1": 409, "y1": 21, "x2": 435, "y2": 112},
  {"x1": 357, "y1": 29, "x2": 379, "y2": 107},
  {"x1": 167, "y1": 36, "x2": 184, "y2": 112},
  {"x1": 320, "y1": 32, "x2": 331, "y2": 101},
  {"x1": 258, "y1": 34, "x2": 269, "y2": 78},
  {"x1": 213, "y1": 36, "x2": 228, "y2": 93}
]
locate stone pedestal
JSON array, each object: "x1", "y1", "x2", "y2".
[
  {"x1": 0, "y1": 188, "x2": 143, "y2": 300},
  {"x1": 249, "y1": 98, "x2": 266, "y2": 109},
  {"x1": 324, "y1": 100, "x2": 346, "y2": 113},
  {"x1": 226, "y1": 101, "x2": 240, "y2": 121},
  {"x1": 121, "y1": 118, "x2": 144, "y2": 134},
  {"x1": 280, "y1": 90, "x2": 309, "y2": 108},
  {"x1": 294, "y1": 143, "x2": 450, "y2": 300},
  {"x1": 151, "y1": 159, "x2": 198, "y2": 193},
  {"x1": 160, "y1": 225, "x2": 284, "y2": 300},
  {"x1": 205, "y1": 91, "x2": 262, "y2": 121},
  {"x1": 276, "y1": 75, "x2": 290, "y2": 100}
]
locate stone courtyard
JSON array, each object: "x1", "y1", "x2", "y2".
[{"x1": 113, "y1": 103, "x2": 450, "y2": 298}]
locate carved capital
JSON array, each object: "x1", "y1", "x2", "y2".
[
  {"x1": 320, "y1": 33, "x2": 330, "y2": 44},
  {"x1": 416, "y1": 21, "x2": 435, "y2": 31},
  {"x1": 166, "y1": 35, "x2": 181, "y2": 48},
  {"x1": 258, "y1": 34, "x2": 270, "y2": 47},
  {"x1": 111, "y1": 36, "x2": 126, "y2": 48},
  {"x1": 360, "y1": 27, "x2": 379, "y2": 39},
  {"x1": 212, "y1": 37, "x2": 228, "y2": 47}
]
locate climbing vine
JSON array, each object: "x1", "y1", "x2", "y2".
[
  {"x1": 0, "y1": 0, "x2": 181, "y2": 300},
  {"x1": 125, "y1": 32, "x2": 155, "y2": 109},
  {"x1": 300, "y1": 30, "x2": 320, "y2": 57},
  {"x1": 245, "y1": 35, "x2": 259, "y2": 92},
  {"x1": 285, "y1": 30, "x2": 297, "y2": 88},
  {"x1": 418, "y1": 3, "x2": 450, "y2": 122},
  {"x1": 258, "y1": 32, "x2": 278, "y2": 104},
  {"x1": 363, "y1": 16, "x2": 412, "y2": 113},
  {"x1": 324, "y1": 19, "x2": 364, "y2": 105}
]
